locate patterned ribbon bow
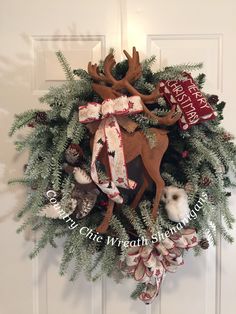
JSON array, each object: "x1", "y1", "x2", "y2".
[
  {"x1": 79, "y1": 96, "x2": 143, "y2": 203},
  {"x1": 121, "y1": 228, "x2": 198, "y2": 304}
]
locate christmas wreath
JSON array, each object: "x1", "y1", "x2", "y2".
[{"x1": 9, "y1": 47, "x2": 236, "y2": 303}]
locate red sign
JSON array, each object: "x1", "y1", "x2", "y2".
[{"x1": 160, "y1": 73, "x2": 216, "y2": 130}]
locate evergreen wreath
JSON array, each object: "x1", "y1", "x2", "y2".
[{"x1": 9, "y1": 47, "x2": 236, "y2": 303}]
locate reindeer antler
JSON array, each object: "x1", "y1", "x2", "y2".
[
  {"x1": 88, "y1": 47, "x2": 181, "y2": 126},
  {"x1": 120, "y1": 47, "x2": 161, "y2": 103},
  {"x1": 88, "y1": 47, "x2": 160, "y2": 103},
  {"x1": 103, "y1": 54, "x2": 117, "y2": 85},
  {"x1": 121, "y1": 48, "x2": 181, "y2": 125},
  {"x1": 88, "y1": 53, "x2": 118, "y2": 85},
  {"x1": 123, "y1": 47, "x2": 142, "y2": 83}
]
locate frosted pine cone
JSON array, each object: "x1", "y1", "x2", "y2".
[
  {"x1": 65, "y1": 144, "x2": 82, "y2": 164},
  {"x1": 199, "y1": 238, "x2": 209, "y2": 250},
  {"x1": 35, "y1": 111, "x2": 47, "y2": 124},
  {"x1": 208, "y1": 95, "x2": 219, "y2": 105},
  {"x1": 201, "y1": 176, "x2": 212, "y2": 187}
]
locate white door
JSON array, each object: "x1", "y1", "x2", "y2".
[{"x1": 1, "y1": 1, "x2": 235, "y2": 314}]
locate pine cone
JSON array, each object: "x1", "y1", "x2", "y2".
[
  {"x1": 223, "y1": 132, "x2": 234, "y2": 141},
  {"x1": 199, "y1": 238, "x2": 209, "y2": 250},
  {"x1": 65, "y1": 144, "x2": 82, "y2": 164},
  {"x1": 185, "y1": 182, "x2": 194, "y2": 193},
  {"x1": 35, "y1": 111, "x2": 47, "y2": 124},
  {"x1": 201, "y1": 176, "x2": 212, "y2": 187},
  {"x1": 208, "y1": 95, "x2": 219, "y2": 105}
]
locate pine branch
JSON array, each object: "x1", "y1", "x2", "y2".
[
  {"x1": 9, "y1": 110, "x2": 38, "y2": 136},
  {"x1": 56, "y1": 51, "x2": 75, "y2": 81},
  {"x1": 154, "y1": 62, "x2": 203, "y2": 81}
]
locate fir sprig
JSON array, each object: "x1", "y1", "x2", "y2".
[{"x1": 55, "y1": 51, "x2": 75, "y2": 81}]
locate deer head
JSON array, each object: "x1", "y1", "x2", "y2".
[{"x1": 87, "y1": 47, "x2": 181, "y2": 126}]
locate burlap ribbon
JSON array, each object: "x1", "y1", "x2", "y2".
[
  {"x1": 79, "y1": 95, "x2": 143, "y2": 203},
  {"x1": 121, "y1": 228, "x2": 198, "y2": 304}
]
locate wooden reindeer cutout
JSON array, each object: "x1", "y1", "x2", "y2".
[{"x1": 84, "y1": 47, "x2": 181, "y2": 233}]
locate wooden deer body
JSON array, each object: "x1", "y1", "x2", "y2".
[{"x1": 85, "y1": 47, "x2": 181, "y2": 233}]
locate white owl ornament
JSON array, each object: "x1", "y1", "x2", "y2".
[{"x1": 161, "y1": 186, "x2": 190, "y2": 222}]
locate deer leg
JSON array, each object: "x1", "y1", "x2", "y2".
[
  {"x1": 151, "y1": 176, "x2": 165, "y2": 220},
  {"x1": 96, "y1": 199, "x2": 114, "y2": 234},
  {"x1": 130, "y1": 170, "x2": 149, "y2": 209},
  {"x1": 95, "y1": 148, "x2": 115, "y2": 234},
  {"x1": 141, "y1": 152, "x2": 166, "y2": 221}
]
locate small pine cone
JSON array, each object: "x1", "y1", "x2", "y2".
[
  {"x1": 201, "y1": 176, "x2": 212, "y2": 187},
  {"x1": 208, "y1": 95, "x2": 219, "y2": 105},
  {"x1": 223, "y1": 132, "x2": 234, "y2": 141},
  {"x1": 199, "y1": 238, "x2": 209, "y2": 250},
  {"x1": 185, "y1": 182, "x2": 194, "y2": 193},
  {"x1": 31, "y1": 182, "x2": 38, "y2": 190},
  {"x1": 65, "y1": 144, "x2": 82, "y2": 164},
  {"x1": 35, "y1": 111, "x2": 47, "y2": 124}
]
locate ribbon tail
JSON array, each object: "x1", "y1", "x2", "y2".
[
  {"x1": 90, "y1": 120, "x2": 123, "y2": 204},
  {"x1": 104, "y1": 116, "x2": 137, "y2": 189},
  {"x1": 139, "y1": 275, "x2": 164, "y2": 304}
]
